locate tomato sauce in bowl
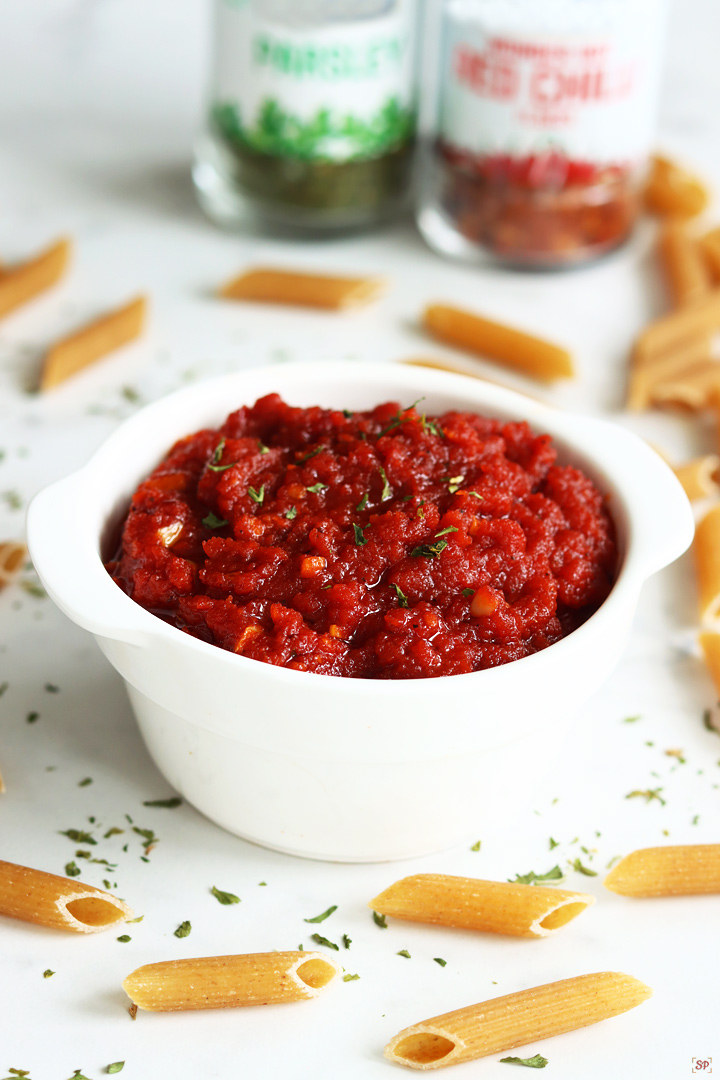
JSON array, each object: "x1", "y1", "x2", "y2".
[{"x1": 107, "y1": 393, "x2": 616, "y2": 679}]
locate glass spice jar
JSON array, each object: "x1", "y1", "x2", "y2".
[
  {"x1": 193, "y1": 0, "x2": 418, "y2": 234},
  {"x1": 417, "y1": 0, "x2": 670, "y2": 268}
]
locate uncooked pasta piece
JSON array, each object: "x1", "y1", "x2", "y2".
[
  {"x1": 645, "y1": 155, "x2": 709, "y2": 218},
  {"x1": 673, "y1": 456, "x2": 720, "y2": 500},
  {"x1": 657, "y1": 221, "x2": 711, "y2": 308},
  {"x1": 41, "y1": 295, "x2": 147, "y2": 391},
  {"x1": 699, "y1": 633, "x2": 720, "y2": 700},
  {"x1": 700, "y1": 228, "x2": 720, "y2": 282},
  {"x1": 0, "y1": 238, "x2": 71, "y2": 319},
  {"x1": 633, "y1": 290, "x2": 720, "y2": 360},
  {"x1": 649, "y1": 361, "x2": 720, "y2": 410},
  {"x1": 219, "y1": 267, "x2": 385, "y2": 309},
  {"x1": 694, "y1": 504, "x2": 720, "y2": 626},
  {"x1": 0, "y1": 860, "x2": 133, "y2": 932},
  {"x1": 626, "y1": 339, "x2": 713, "y2": 411},
  {"x1": 604, "y1": 845, "x2": 720, "y2": 897}
]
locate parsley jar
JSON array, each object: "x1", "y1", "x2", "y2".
[
  {"x1": 417, "y1": 0, "x2": 669, "y2": 267},
  {"x1": 193, "y1": 0, "x2": 418, "y2": 234}
]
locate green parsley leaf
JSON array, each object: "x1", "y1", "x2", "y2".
[
  {"x1": 202, "y1": 511, "x2": 228, "y2": 529},
  {"x1": 510, "y1": 865, "x2": 564, "y2": 886},
  {"x1": 353, "y1": 523, "x2": 368, "y2": 546},
  {"x1": 549, "y1": 837, "x2": 560, "y2": 850},
  {"x1": 378, "y1": 399, "x2": 424, "y2": 437},
  {"x1": 43, "y1": 969, "x2": 55, "y2": 978},
  {"x1": 304, "y1": 905, "x2": 338, "y2": 924},
  {"x1": 447, "y1": 475, "x2": 464, "y2": 493},
  {"x1": 107, "y1": 1064, "x2": 125, "y2": 1075},
  {"x1": 133, "y1": 826, "x2": 158, "y2": 852},
  {"x1": 342, "y1": 934, "x2": 352, "y2": 949},
  {"x1": 0, "y1": 681, "x2": 8, "y2": 696},
  {"x1": 127, "y1": 916, "x2": 144, "y2": 923},
  {"x1": 356, "y1": 492, "x2": 369, "y2": 511},
  {"x1": 499, "y1": 1055, "x2": 548, "y2": 1068},
  {"x1": 60, "y1": 829, "x2": 96, "y2": 845},
  {"x1": 207, "y1": 439, "x2": 237, "y2": 472},
  {"x1": 378, "y1": 465, "x2": 392, "y2": 500},
  {"x1": 248, "y1": 484, "x2": 265, "y2": 505},
  {"x1": 78, "y1": 777, "x2": 93, "y2": 787},
  {"x1": 571, "y1": 858, "x2": 597, "y2": 876},
  {"x1": 391, "y1": 583, "x2": 409, "y2": 608},
  {"x1": 462, "y1": 588, "x2": 474, "y2": 598},
  {"x1": 703, "y1": 709, "x2": 719, "y2": 735},
  {"x1": 7, "y1": 1071, "x2": 31, "y2": 1078},
  {"x1": 258, "y1": 442, "x2": 269, "y2": 455},
  {"x1": 117, "y1": 935, "x2": 131, "y2": 943},
  {"x1": 433, "y1": 957, "x2": 447, "y2": 967},
  {"x1": 258, "y1": 881, "x2": 267, "y2": 886},
  {"x1": 420, "y1": 414, "x2": 443, "y2": 437},
  {"x1": 306, "y1": 482, "x2": 327, "y2": 494},
  {"x1": 211, "y1": 885, "x2": 240, "y2": 905},
  {"x1": 26, "y1": 711, "x2": 39, "y2": 724},
  {"x1": 310, "y1": 933, "x2": 339, "y2": 950},
  {"x1": 103, "y1": 827, "x2": 124, "y2": 838},
  {"x1": 470, "y1": 839, "x2": 482, "y2": 852},
  {"x1": 143, "y1": 797, "x2": 182, "y2": 808},
  {"x1": 625, "y1": 787, "x2": 666, "y2": 806},
  {"x1": 411, "y1": 539, "x2": 448, "y2": 558},
  {"x1": 623, "y1": 715, "x2": 641, "y2": 723},
  {"x1": 434, "y1": 526, "x2": 458, "y2": 538},
  {"x1": 343, "y1": 410, "x2": 353, "y2": 419},
  {"x1": 20, "y1": 580, "x2": 47, "y2": 598},
  {"x1": 174, "y1": 920, "x2": 192, "y2": 938},
  {"x1": 372, "y1": 911, "x2": 388, "y2": 929},
  {"x1": 297, "y1": 445, "x2": 324, "y2": 463},
  {"x1": 342, "y1": 973, "x2": 360, "y2": 981},
  {"x1": 397, "y1": 949, "x2": 411, "y2": 958},
  {"x1": 44, "y1": 683, "x2": 59, "y2": 693},
  {"x1": 284, "y1": 506, "x2": 297, "y2": 520}
]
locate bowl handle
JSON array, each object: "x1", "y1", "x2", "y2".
[{"x1": 27, "y1": 474, "x2": 152, "y2": 648}]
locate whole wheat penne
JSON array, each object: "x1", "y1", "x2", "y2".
[
  {"x1": 699, "y1": 633, "x2": 720, "y2": 699},
  {"x1": 657, "y1": 221, "x2": 711, "y2": 308},
  {"x1": 633, "y1": 289, "x2": 720, "y2": 360},
  {"x1": 701, "y1": 228, "x2": 720, "y2": 282},
  {"x1": 626, "y1": 340, "x2": 713, "y2": 411},
  {"x1": 694, "y1": 504, "x2": 720, "y2": 626},
  {"x1": 0, "y1": 541, "x2": 27, "y2": 589},
  {"x1": 423, "y1": 304, "x2": 573, "y2": 382},
  {"x1": 41, "y1": 295, "x2": 147, "y2": 391},
  {"x1": 673, "y1": 456, "x2": 720, "y2": 500},
  {"x1": 123, "y1": 951, "x2": 340, "y2": 1012},
  {"x1": 604, "y1": 845, "x2": 720, "y2": 897},
  {"x1": 0, "y1": 238, "x2": 71, "y2": 319},
  {"x1": 0, "y1": 860, "x2": 133, "y2": 932},
  {"x1": 645, "y1": 155, "x2": 709, "y2": 219},
  {"x1": 369, "y1": 874, "x2": 594, "y2": 939},
  {"x1": 219, "y1": 267, "x2": 385, "y2": 309},
  {"x1": 649, "y1": 361, "x2": 720, "y2": 410},
  {"x1": 384, "y1": 972, "x2": 651, "y2": 1070}
]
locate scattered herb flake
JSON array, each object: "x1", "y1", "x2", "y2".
[
  {"x1": 372, "y1": 911, "x2": 388, "y2": 929},
  {"x1": 202, "y1": 511, "x2": 228, "y2": 529},
  {"x1": 447, "y1": 475, "x2": 464, "y2": 494},
  {"x1": 665, "y1": 748, "x2": 686, "y2": 763},
  {"x1": 378, "y1": 399, "x2": 424, "y2": 437},
  {"x1": 499, "y1": 1055, "x2": 548, "y2": 1068},
  {"x1": 65, "y1": 861, "x2": 81, "y2": 877},
  {"x1": 343, "y1": 410, "x2": 353, "y2": 419},
  {"x1": 356, "y1": 492, "x2": 369, "y2": 511},
  {"x1": 143, "y1": 797, "x2": 182, "y2": 808},
  {"x1": 397, "y1": 950, "x2": 411, "y2": 958},
  {"x1": 549, "y1": 837, "x2": 560, "y2": 850},
  {"x1": 43, "y1": 969, "x2": 55, "y2": 978},
  {"x1": 470, "y1": 840, "x2": 482, "y2": 852},
  {"x1": 78, "y1": 777, "x2": 93, "y2": 787},
  {"x1": 1, "y1": 490, "x2": 22, "y2": 510},
  {"x1": 0, "y1": 681, "x2": 8, "y2": 697},
  {"x1": 306, "y1": 482, "x2": 327, "y2": 495},
  {"x1": 106, "y1": 1065, "x2": 125, "y2": 1075},
  {"x1": 310, "y1": 933, "x2": 339, "y2": 951},
  {"x1": 132, "y1": 826, "x2": 158, "y2": 853},
  {"x1": 174, "y1": 920, "x2": 192, "y2": 938},
  {"x1": 692, "y1": 814, "x2": 700, "y2": 825},
  {"x1": 626, "y1": 787, "x2": 666, "y2": 806},
  {"x1": 259, "y1": 881, "x2": 267, "y2": 886},
  {"x1": 117, "y1": 935, "x2": 131, "y2": 943},
  {"x1": 298, "y1": 445, "x2": 324, "y2": 463},
  {"x1": 284, "y1": 506, "x2": 297, "y2": 520},
  {"x1": 44, "y1": 683, "x2": 59, "y2": 693},
  {"x1": 420, "y1": 414, "x2": 443, "y2": 438},
  {"x1": 103, "y1": 879, "x2": 112, "y2": 889},
  {"x1": 248, "y1": 484, "x2": 265, "y2": 505},
  {"x1": 703, "y1": 709, "x2": 719, "y2": 735},
  {"x1": 510, "y1": 866, "x2": 564, "y2": 886},
  {"x1": 104, "y1": 827, "x2": 123, "y2": 839},
  {"x1": 60, "y1": 829, "x2": 96, "y2": 845},
  {"x1": 353, "y1": 523, "x2": 368, "y2": 546},
  {"x1": 571, "y1": 858, "x2": 598, "y2": 876},
  {"x1": 433, "y1": 957, "x2": 447, "y2": 967},
  {"x1": 462, "y1": 588, "x2": 474, "y2": 598},
  {"x1": 411, "y1": 539, "x2": 448, "y2": 558},
  {"x1": 342, "y1": 934, "x2": 352, "y2": 949},
  {"x1": 20, "y1": 580, "x2": 46, "y2": 598},
  {"x1": 211, "y1": 885, "x2": 240, "y2": 905},
  {"x1": 378, "y1": 465, "x2": 392, "y2": 500},
  {"x1": 342, "y1": 973, "x2": 360, "y2": 982},
  {"x1": 26, "y1": 711, "x2": 39, "y2": 724},
  {"x1": 304, "y1": 905, "x2": 338, "y2": 924},
  {"x1": 258, "y1": 442, "x2": 269, "y2": 455},
  {"x1": 434, "y1": 526, "x2": 458, "y2": 538},
  {"x1": 623, "y1": 715, "x2": 641, "y2": 723},
  {"x1": 391, "y1": 583, "x2": 409, "y2": 608}
]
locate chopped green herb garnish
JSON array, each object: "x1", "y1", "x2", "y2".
[
  {"x1": 434, "y1": 526, "x2": 458, "y2": 538},
  {"x1": 44, "y1": 683, "x2": 59, "y2": 693},
  {"x1": 43, "y1": 969, "x2": 55, "y2": 978},
  {"x1": 626, "y1": 787, "x2": 666, "y2": 806},
  {"x1": 356, "y1": 491, "x2": 369, "y2": 511},
  {"x1": 378, "y1": 399, "x2": 424, "y2": 437},
  {"x1": 470, "y1": 840, "x2": 482, "y2": 852},
  {"x1": 397, "y1": 949, "x2": 411, "y2": 959},
  {"x1": 571, "y1": 858, "x2": 597, "y2": 876},
  {"x1": 703, "y1": 709, "x2": 718, "y2": 735},
  {"x1": 258, "y1": 442, "x2": 269, "y2": 455},
  {"x1": 499, "y1": 1055, "x2": 548, "y2": 1068},
  {"x1": 420, "y1": 414, "x2": 443, "y2": 438},
  {"x1": 306, "y1": 482, "x2": 327, "y2": 494},
  {"x1": 78, "y1": 777, "x2": 93, "y2": 787},
  {"x1": 248, "y1": 484, "x2": 265, "y2": 505},
  {"x1": 117, "y1": 935, "x2": 131, "y2": 943},
  {"x1": 298, "y1": 445, "x2": 324, "y2": 463},
  {"x1": 353, "y1": 523, "x2": 368, "y2": 546},
  {"x1": 433, "y1": 957, "x2": 447, "y2": 967},
  {"x1": 207, "y1": 439, "x2": 236, "y2": 472},
  {"x1": 0, "y1": 681, "x2": 8, "y2": 696},
  {"x1": 411, "y1": 539, "x2": 448, "y2": 558},
  {"x1": 447, "y1": 475, "x2": 464, "y2": 494},
  {"x1": 343, "y1": 409, "x2": 353, "y2": 419},
  {"x1": 258, "y1": 881, "x2": 267, "y2": 886},
  {"x1": 75, "y1": 850, "x2": 91, "y2": 860},
  {"x1": 549, "y1": 837, "x2": 560, "y2": 850},
  {"x1": 106, "y1": 1064, "x2": 125, "y2": 1075},
  {"x1": 7, "y1": 1071, "x2": 31, "y2": 1078},
  {"x1": 372, "y1": 911, "x2": 388, "y2": 929},
  {"x1": 65, "y1": 861, "x2": 81, "y2": 877},
  {"x1": 103, "y1": 879, "x2": 112, "y2": 889},
  {"x1": 60, "y1": 829, "x2": 96, "y2": 845},
  {"x1": 342, "y1": 973, "x2": 360, "y2": 981},
  {"x1": 342, "y1": 934, "x2": 352, "y2": 949},
  {"x1": 416, "y1": 500, "x2": 426, "y2": 519},
  {"x1": 285, "y1": 506, "x2": 297, "y2": 520},
  {"x1": 202, "y1": 512, "x2": 228, "y2": 529},
  {"x1": 211, "y1": 885, "x2": 240, "y2": 905},
  {"x1": 462, "y1": 588, "x2": 474, "y2": 598},
  {"x1": 26, "y1": 711, "x2": 39, "y2": 724},
  {"x1": 304, "y1": 905, "x2": 338, "y2": 924},
  {"x1": 510, "y1": 865, "x2": 564, "y2": 886},
  {"x1": 623, "y1": 715, "x2": 641, "y2": 723},
  {"x1": 104, "y1": 827, "x2": 124, "y2": 839},
  {"x1": 692, "y1": 814, "x2": 700, "y2": 824},
  {"x1": 391, "y1": 583, "x2": 409, "y2": 608},
  {"x1": 133, "y1": 826, "x2": 158, "y2": 852},
  {"x1": 20, "y1": 580, "x2": 46, "y2": 598},
  {"x1": 127, "y1": 916, "x2": 144, "y2": 923},
  {"x1": 378, "y1": 465, "x2": 392, "y2": 500},
  {"x1": 174, "y1": 920, "x2": 192, "y2": 938},
  {"x1": 143, "y1": 797, "x2": 182, "y2": 808},
  {"x1": 310, "y1": 933, "x2": 339, "y2": 950}
]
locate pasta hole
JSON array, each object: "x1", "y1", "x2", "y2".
[
  {"x1": 540, "y1": 901, "x2": 588, "y2": 930},
  {"x1": 296, "y1": 958, "x2": 337, "y2": 989},
  {"x1": 65, "y1": 897, "x2": 125, "y2": 927},
  {"x1": 392, "y1": 1034, "x2": 456, "y2": 1065}
]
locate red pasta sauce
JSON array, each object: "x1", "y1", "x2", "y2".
[{"x1": 106, "y1": 394, "x2": 616, "y2": 679}]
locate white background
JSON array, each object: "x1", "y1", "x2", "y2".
[{"x1": 1, "y1": 1, "x2": 720, "y2": 1078}]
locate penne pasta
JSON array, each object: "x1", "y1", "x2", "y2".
[
  {"x1": 626, "y1": 339, "x2": 713, "y2": 411},
  {"x1": 648, "y1": 361, "x2": 720, "y2": 410},
  {"x1": 0, "y1": 238, "x2": 71, "y2": 319},
  {"x1": 633, "y1": 289, "x2": 720, "y2": 360},
  {"x1": 604, "y1": 845, "x2": 720, "y2": 897},
  {"x1": 700, "y1": 228, "x2": 720, "y2": 283},
  {"x1": 657, "y1": 221, "x2": 711, "y2": 308},
  {"x1": 122, "y1": 951, "x2": 340, "y2": 1012},
  {"x1": 699, "y1": 633, "x2": 720, "y2": 700},
  {"x1": 0, "y1": 860, "x2": 133, "y2": 933},
  {"x1": 644, "y1": 155, "x2": 710, "y2": 219},
  {"x1": 694, "y1": 504, "x2": 720, "y2": 627},
  {"x1": 369, "y1": 874, "x2": 594, "y2": 939},
  {"x1": 423, "y1": 304, "x2": 573, "y2": 383},
  {"x1": 384, "y1": 972, "x2": 652, "y2": 1070},
  {"x1": 0, "y1": 541, "x2": 27, "y2": 590},
  {"x1": 673, "y1": 456, "x2": 720, "y2": 500},
  {"x1": 41, "y1": 295, "x2": 147, "y2": 391},
  {"x1": 219, "y1": 267, "x2": 385, "y2": 309}
]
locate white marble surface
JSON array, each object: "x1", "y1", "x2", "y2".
[{"x1": 1, "y1": 1, "x2": 720, "y2": 1077}]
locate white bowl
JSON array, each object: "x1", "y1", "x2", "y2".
[{"x1": 27, "y1": 363, "x2": 693, "y2": 862}]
